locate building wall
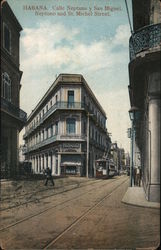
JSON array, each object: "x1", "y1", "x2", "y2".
[
  {"x1": 129, "y1": 0, "x2": 161, "y2": 201},
  {"x1": 24, "y1": 74, "x2": 109, "y2": 177},
  {"x1": 1, "y1": 2, "x2": 26, "y2": 178}
]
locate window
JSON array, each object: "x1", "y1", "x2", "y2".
[
  {"x1": 95, "y1": 131, "x2": 97, "y2": 142},
  {"x1": 3, "y1": 23, "x2": 11, "y2": 53},
  {"x1": 68, "y1": 90, "x2": 74, "y2": 107},
  {"x1": 55, "y1": 121, "x2": 58, "y2": 135},
  {"x1": 1, "y1": 72, "x2": 11, "y2": 101},
  {"x1": 66, "y1": 118, "x2": 76, "y2": 134},
  {"x1": 46, "y1": 128, "x2": 48, "y2": 139},
  {"x1": 83, "y1": 121, "x2": 86, "y2": 134},
  {"x1": 92, "y1": 127, "x2": 94, "y2": 139},
  {"x1": 51, "y1": 125, "x2": 53, "y2": 137},
  {"x1": 42, "y1": 130, "x2": 44, "y2": 140}
]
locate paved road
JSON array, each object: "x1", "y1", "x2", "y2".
[{"x1": 0, "y1": 176, "x2": 160, "y2": 249}]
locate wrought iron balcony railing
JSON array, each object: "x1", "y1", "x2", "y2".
[
  {"x1": 25, "y1": 133, "x2": 86, "y2": 152},
  {"x1": 23, "y1": 101, "x2": 107, "y2": 139},
  {"x1": 129, "y1": 23, "x2": 161, "y2": 61},
  {"x1": 23, "y1": 102, "x2": 85, "y2": 138},
  {"x1": 1, "y1": 97, "x2": 27, "y2": 123}
]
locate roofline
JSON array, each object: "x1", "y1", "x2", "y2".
[
  {"x1": 1, "y1": 1, "x2": 23, "y2": 31},
  {"x1": 27, "y1": 74, "x2": 107, "y2": 122}
]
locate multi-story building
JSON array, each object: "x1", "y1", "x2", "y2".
[
  {"x1": 1, "y1": 2, "x2": 27, "y2": 178},
  {"x1": 128, "y1": 0, "x2": 161, "y2": 201},
  {"x1": 110, "y1": 143, "x2": 126, "y2": 173},
  {"x1": 23, "y1": 74, "x2": 110, "y2": 177}
]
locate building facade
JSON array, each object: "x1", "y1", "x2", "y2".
[
  {"x1": 128, "y1": 0, "x2": 161, "y2": 201},
  {"x1": 110, "y1": 143, "x2": 126, "y2": 173},
  {"x1": 1, "y1": 2, "x2": 27, "y2": 178},
  {"x1": 23, "y1": 74, "x2": 110, "y2": 177}
]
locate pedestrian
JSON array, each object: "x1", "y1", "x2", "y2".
[
  {"x1": 44, "y1": 167, "x2": 55, "y2": 186},
  {"x1": 134, "y1": 167, "x2": 137, "y2": 186}
]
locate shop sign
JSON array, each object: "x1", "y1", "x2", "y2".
[{"x1": 63, "y1": 143, "x2": 80, "y2": 149}]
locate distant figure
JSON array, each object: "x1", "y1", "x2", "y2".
[
  {"x1": 44, "y1": 167, "x2": 54, "y2": 186},
  {"x1": 135, "y1": 167, "x2": 141, "y2": 186},
  {"x1": 136, "y1": 167, "x2": 141, "y2": 187},
  {"x1": 134, "y1": 167, "x2": 137, "y2": 186}
]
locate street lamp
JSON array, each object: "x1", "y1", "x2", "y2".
[
  {"x1": 128, "y1": 106, "x2": 140, "y2": 187},
  {"x1": 86, "y1": 112, "x2": 94, "y2": 178}
]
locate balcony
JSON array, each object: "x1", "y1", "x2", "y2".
[
  {"x1": 25, "y1": 133, "x2": 86, "y2": 152},
  {"x1": 23, "y1": 102, "x2": 85, "y2": 139},
  {"x1": 23, "y1": 101, "x2": 107, "y2": 139},
  {"x1": 129, "y1": 23, "x2": 161, "y2": 61},
  {"x1": 1, "y1": 97, "x2": 27, "y2": 123}
]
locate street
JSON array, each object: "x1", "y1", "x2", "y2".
[{"x1": 0, "y1": 176, "x2": 160, "y2": 249}]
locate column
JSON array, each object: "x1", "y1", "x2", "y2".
[
  {"x1": 36, "y1": 156, "x2": 38, "y2": 173},
  {"x1": 37, "y1": 156, "x2": 39, "y2": 173},
  {"x1": 33, "y1": 157, "x2": 36, "y2": 173},
  {"x1": 39, "y1": 155, "x2": 42, "y2": 173},
  {"x1": 42, "y1": 155, "x2": 44, "y2": 171},
  {"x1": 58, "y1": 153, "x2": 61, "y2": 176},
  {"x1": 31, "y1": 157, "x2": 34, "y2": 173},
  {"x1": 44, "y1": 154, "x2": 46, "y2": 169},
  {"x1": 52, "y1": 154, "x2": 56, "y2": 175},
  {"x1": 49, "y1": 153, "x2": 52, "y2": 171},
  {"x1": 46, "y1": 153, "x2": 48, "y2": 168},
  {"x1": 148, "y1": 96, "x2": 160, "y2": 201}
]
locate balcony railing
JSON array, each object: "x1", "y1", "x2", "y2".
[
  {"x1": 23, "y1": 102, "x2": 85, "y2": 139},
  {"x1": 23, "y1": 101, "x2": 107, "y2": 139},
  {"x1": 1, "y1": 97, "x2": 27, "y2": 123},
  {"x1": 25, "y1": 133, "x2": 86, "y2": 152},
  {"x1": 129, "y1": 23, "x2": 161, "y2": 61}
]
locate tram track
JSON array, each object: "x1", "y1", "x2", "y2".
[
  {"x1": 0, "y1": 178, "x2": 103, "y2": 211},
  {"x1": 43, "y1": 177, "x2": 129, "y2": 249},
  {"x1": 0, "y1": 177, "x2": 127, "y2": 233},
  {"x1": 0, "y1": 178, "x2": 94, "y2": 202}
]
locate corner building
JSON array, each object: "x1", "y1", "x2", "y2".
[
  {"x1": 24, "y1": 74, "x2": 110, "y2": 177},
  {"x1": 128, "y1": 0, "x2": 161, "y2": 201},
  {"x1": 1, "y1": 2, "x2": 27, "y2": 178}
]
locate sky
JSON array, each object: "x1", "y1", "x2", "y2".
[{"x1": 7, "y1": 0, "x2": 132, "y2": 152}]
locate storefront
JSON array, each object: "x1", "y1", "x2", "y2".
[{"x1": 61, "y1": 154, "x2": 83, "y2": 176}]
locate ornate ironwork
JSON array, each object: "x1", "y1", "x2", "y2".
[
  {"x1": 129, "y1": 23, "x2": 161, "y2": 61},
  {"x1": 1, "y1": 97, "x2": 27, "y2": 123}
]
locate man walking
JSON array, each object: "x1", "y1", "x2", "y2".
[{"x1": 44, "y1": 167, "x2": 55, "y2": 186}]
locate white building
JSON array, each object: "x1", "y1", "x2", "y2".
[{"x1": 23, "y1": 74, "x2": 111, "y2": 177}]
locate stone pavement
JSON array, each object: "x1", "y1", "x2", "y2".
[{"x1": 122, "y1": 186, "x2": 160, "y2": 209}]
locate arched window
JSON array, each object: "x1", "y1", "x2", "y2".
[{"x1": 1, "y1": 72, "x2": 11, "y2": 101}]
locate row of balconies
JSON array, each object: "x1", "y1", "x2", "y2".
[
  {"x1": 129, "y1": 23, "x2": 161, "y2": 61},
  {"x1": 24, "y1": 133, "x2": 107, "y2": 153},
  {"x1": 1, "y1": 97, "x2": 27, "y2": 123},
  {"x1": 23, "y1": 101, "x2": 106, "y2": 139}
]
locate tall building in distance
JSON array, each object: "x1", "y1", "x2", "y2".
[
  {"x1": 1, "y1": 2, "x2": 27, "y2": 178},
  {"x1": 23, "y1": 74, "x2": 111, "y2": 177},
  {"x1": 128, "y1": 0, "x2": 161, "y2": 201}
]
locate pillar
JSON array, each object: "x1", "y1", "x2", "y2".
[
  {"x1": 58, "y1": 153, "x2": 61, "y2": 176},
  {"x1": 52, "y1": 154, "x2": 56, "y2": 175},
  {"x1": 44, "y1": 154, "x2": 46, "y2": 169},
  {"x1": 147, "y1": 71, "x2": 160, "y2": 202},
  {"x1": 148, "y1": 96, "x2": 160, "y2": 201}
]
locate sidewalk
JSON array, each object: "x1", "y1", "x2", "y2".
[{"x1": 122, "y1": 186, "x2": 160, "y2": 209}]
